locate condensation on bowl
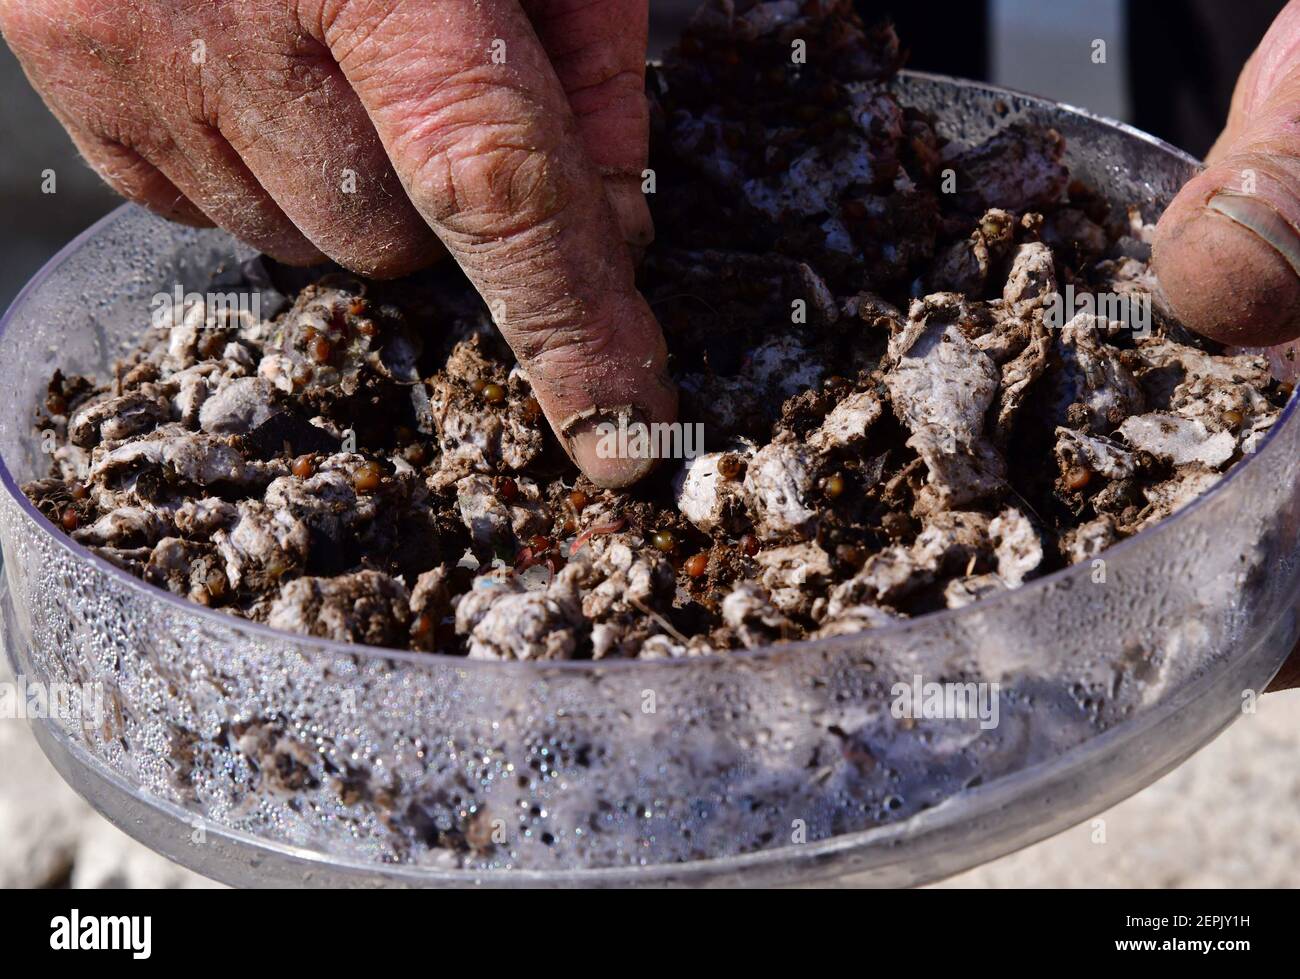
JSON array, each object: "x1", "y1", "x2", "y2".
[{"x1": 1, "y1": 73, "x2": 1298, "y2": 887}]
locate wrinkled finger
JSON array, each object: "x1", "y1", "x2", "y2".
[
  {"x1": 0, "y1": 0, "x2": 322, "y2": 264},
  {"x1": 177, "y1": 6, "x2": 442, "y2": 277},
  {"x1": 523, "y1": 0, "x2": 654, "y2": 249},
  {"x1": 65, "y1": 128, "x2": 212, "y2": 227},
  {"x1": 134, "y1": 113, "x2": 329, "y2": 267},
  {"x1": 301, "y1": 0, "x2": 675, "y2": 487}
]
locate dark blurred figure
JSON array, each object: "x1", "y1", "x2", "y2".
[
  {"x1": 649, "y1": 2, "x2": 986, "y2": 77},
  {"x1": 653, "y1": 0, "x2": 1286, "y2": 159},
  {"x1": 865, "y1": 0, "x2": 1287, "y2": 158},
  {"x1": 875, "y1": 0, "x2": 1286, "y2": 159},
  {"x1": 857, "y1": 2, "x2": 989, "y2": 81},
  {"x1": 1128, "y1": 0, "x2": 1284, "y2": 157}
]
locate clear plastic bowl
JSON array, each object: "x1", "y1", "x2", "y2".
[{"x1": 2, "y1": 74, "x2": 1298, "y2": 888}]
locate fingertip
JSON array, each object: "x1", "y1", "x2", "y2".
[
  {"x1": 337, "y1": 235, "x2": 446, "y2": 280},
  {"x1": 1154, "y1": 179, "x2": 1300, "y2": 347},
  {"x1": 564, "y1": 389, "x2": 680, "y2": 489},
  {"x1": 150, "y1": 197, "x2": 215, "y2": 228},
  {"x1": 527, "y1": 296, "x2": 678, "y2": 489},
  {"x1": 571, "y1": 426, "x2": 661, "y2": 488},
  {"x1": 257, "y1": 236, "x2": 331, "y2": 269}
]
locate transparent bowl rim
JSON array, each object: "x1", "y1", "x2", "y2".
[{"x1": 1, "y1": 71, "x2": 1288, "y2": 675}]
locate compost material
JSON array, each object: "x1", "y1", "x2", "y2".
[{"x1": 24, "y1": 0, "x2": 1288, "y2": 658}]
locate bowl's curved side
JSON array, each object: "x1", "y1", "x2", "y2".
[
  {"x1": 1, "y1": 75, "x2": 1297, "y2": 887},
  {"x1": 8, "y1": 582, "x2": 1288, "y2": 888}
]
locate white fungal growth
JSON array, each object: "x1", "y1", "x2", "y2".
[
  {"x1": 1119, "y1": 414, "x2": 1236, "y2": 469},
  {"x1": 674, "y1": 450, "x2": 749, "y2": 533},
  {"x1": 742, "y1": 440, "x2": 818, "y2": 540},
  {"x1": 1054, "y1": 427, "x2": 1136, "y2": 479},
  {"x1": 989, "y1": 507, "x2": 1042, "y2": 587},
  {"x1": 808, "y1": 390, "x2": 883, "y2": 452},
  {"x1": 1002, "y1": 241, "x2": 1057, "y2": 308}
]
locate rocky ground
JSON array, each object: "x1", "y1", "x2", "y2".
[
  {"x1": 0, "y1": 654, "x2": 220, "y2": 889},
  {"x1": 935, "y1": 687, "x2": 1300, "y2": 888}
]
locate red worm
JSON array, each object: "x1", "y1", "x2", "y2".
[{"x1": 569, "y1": 517, "x2": 627, "y2": 556}]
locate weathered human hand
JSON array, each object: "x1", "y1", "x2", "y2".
[
  {"x1": 0, "y1": 0, "x2": 676, "y2": 487},
  {"x1": 1153, "y1": 0, "x2": 1300, "y2": 350},
  {"x1": 1151, "y1": 1, "x2": 1300, "y2": 691}
]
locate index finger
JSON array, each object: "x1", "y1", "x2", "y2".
[{"x1": 298, "y1": 0, "x2": 676, "y2": 487}]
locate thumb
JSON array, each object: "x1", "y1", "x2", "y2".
[
  {"x1": 1153, "y1": 1, "x2": 1300, "y2": 348},
  {"x1": 301, "y1": 0, "x2": 675, "y2": 488}
]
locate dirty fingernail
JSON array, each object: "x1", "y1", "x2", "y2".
[
  {"x1": 566, "y1": 405, "x2": 658, "y2": 489},
  {"x1": 1208, "y1": 192, "x2": 1300, "y2": 277}
]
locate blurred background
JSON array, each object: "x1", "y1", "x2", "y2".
[{"x1": 2, "y1": 0, "x2": 1298, "y2": 887}]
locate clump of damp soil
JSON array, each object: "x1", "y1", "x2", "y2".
[{"x1": 24, "y1": 0, "x2": 1291, "y2": 659}]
